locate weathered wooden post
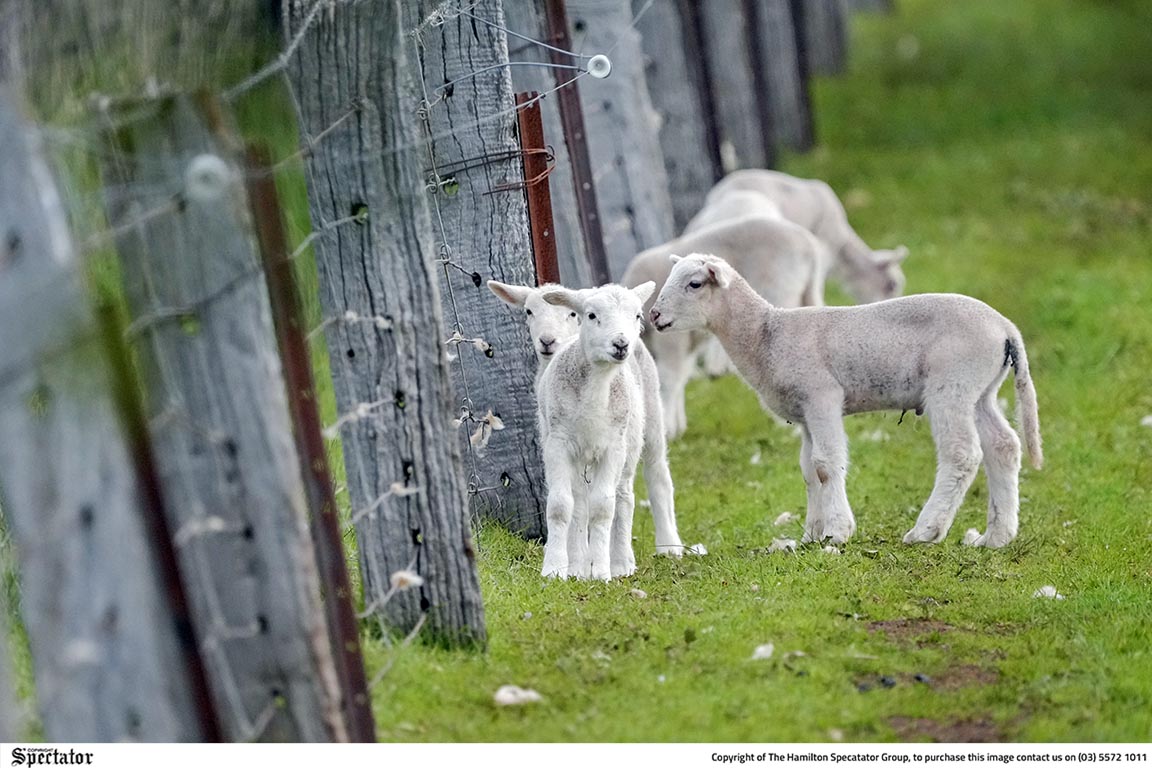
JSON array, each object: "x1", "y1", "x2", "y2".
[
  {"x1": 286, "y1": 0, "x2": 486, "y2": 644},
  {"x1": 503, "y1": 0, "x2": 596, "y2": 287},
  {"x1": 396, "y1": 0, "x2": 551, "y2": 540},
  {"x1": 566, "y1": 0, "x2": 677, "y2": 279},
  {"x1": 245, "y1": 147, "x2": 377, "y2": 742},
  {"x1": 635, "y1": 0, "x2": 722, "y2": 230},
  {"x1": 98, "y1": 92, "x2": 346, "y2": 741},
  {"x1": 799, "y1": 0, "x2": 849, "y2": 77},
  {"x1": 698, "y1": 0, "x2": 775, "y2": 171},
  {"x1": 749, "y1": 0, "x2": 815, "y2": 153},
  {"x1": 0, "y1": 87, "x2": 215, "y2": 742}
]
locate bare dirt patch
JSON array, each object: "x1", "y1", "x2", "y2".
[
  {"x1": 931, "y1": 664, "x2": 1000, "y2": 690},
  {"x1": 868, "y1": 618, "x2": 960, "y2": 646},
  {"x1": 889, "y1": 716, "x2": 1003, "y2": 742}
]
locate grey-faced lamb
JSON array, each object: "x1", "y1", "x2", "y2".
[
  {"x1": 649, "y1": 253, "x2": 1042, "y2": 549},
  {"x1": 621, "y1": 215, "x2": 825, "y2": 439},
  {"x1": 706, "y1": 169, "x2": 908, "y2": 303},
  {"x1": 489, "y1": 280, "x2": 684, "y2": 578}
]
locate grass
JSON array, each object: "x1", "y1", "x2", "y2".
[
  {"x1": 357, "y1": 0, "x2": 1152, "y2": 742},
  {"x1": 4, "y1": 0, "x2": 1150, "y2": 745}
]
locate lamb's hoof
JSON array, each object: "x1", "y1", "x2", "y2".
[
  {"x1": 821, "y1": 518, "x2": 854, "y2": 545},
  {"x1": 590, "y1": 567, "x2": 612, "y2": 582},
  {"x1": 542, "y1": 565, "x2": 568, "y2": 579},
  {"x1": 656, "y1": 544, "x2": 685, "y2": 559},
  {"x1": 902, "y1": 525, "x2": 943, "y2": 545},
  {"x1": 611, "y1": 560, "x2": 637, "y2": 578},
  {"x1": 962, "y1": 528, "x2": 1013, "y2": 549}
]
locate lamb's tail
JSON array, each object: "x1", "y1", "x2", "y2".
[{"x1": 1005, "y1": 335, "x2": 1043, "y2": 470}]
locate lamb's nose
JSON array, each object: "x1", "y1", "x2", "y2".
[
  {"x1": 538, "y1": 335, "x2": 556, "y2": 352},
  {"x1": 649, "y1": 309, "x2": 661, "y2": 324},
  {"x1": 612, "y1": 336, "x2": 629, "y2": 353}
]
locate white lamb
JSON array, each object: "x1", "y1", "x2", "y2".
[
  {"x1": 705, "y1": 169, "x2": 909, "y2": 303},
  {"x1": 621, "y1": 215, "x2": 825, "y2": 439},
  {"x1": 486, "y1": 281, "x2": 579, "y2": 382},
  {"x1": 649, "y1": 254, "x2": 1042, "y2": 549},
  {"x1": 488, "y1": 280, "x2": 684, "y2": 578},
  {"x1": 683, "y1": 189, "x2": 784, "y2": 233}
]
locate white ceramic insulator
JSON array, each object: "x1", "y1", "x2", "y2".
[
  {"x1": 184, "y1": 154, "x2": 234, "y2": 203},
  {"x1": 587, "y1": 54, "x2": 612, "y2": 79}
]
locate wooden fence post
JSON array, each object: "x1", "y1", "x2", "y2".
[
  {"x1": 244, "y1": 147, "x2": 376, "y2": 743},
  {"x1": 503, "y1": 0, "x2": 596, "y2": 287},
  {"x1": 566, "y1": 0, "x2": 677, "y2": 280},
  {"x1": 286, "y1": 0, "x2": 487, "y2": 645},
  {"x1": 749, "y1": 0, "x2": 816, "y2": 153},
  {"x1": 398, "y1": 0, "x2": 551, "y2": 540},
  {"x1": 635, "y1": 0, "x2": 722, "y2": 230},
  {"x1": 799, "y1": 0, "x2": 849, "y2": 77},
  {"x1": 698, "y1": 0, "x2": 775, "y2": 171},
  {"x1": 98, "y1": 92, "x2": 346, "y2": 741},
  {"x1": 0, "y1": 86, "x2": 213, "y2": 742}
]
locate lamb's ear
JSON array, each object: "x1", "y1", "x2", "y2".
[
  {"x1": 706, "y1": 262, "x2": 731, "y2": 289},
  {"x1": 892, "y1": 245, "x2": 910, "y2": 263},
  {"x1": 487, "y1": 280, "x2": 533, "y2": 307},
  {"x1": 541, "y1": 287, "x2": 584, "y2": 312},
  {"x1": 632, "y1": 281, "x2": 657, "y2": 304},
  {"x1": 669, "y1": 254, "x2": 684, "y2": 264}
]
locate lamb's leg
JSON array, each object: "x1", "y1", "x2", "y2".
[
  {"x1": 903, "y1": 403, "x2": 982, "y2": 545},
  {"x1": 586, "y1": 457, "x2": 622, "y2": 581},
  {"x1": 798, "y1": 425, "x2": 826, "y2": 543},
  {"x1": 651, "y1": 333, "x2": 692, "y2": 440},
  {"x1": 802, "y1": 405, "x2": 856, "y2": 543},
  {"x1": 567, "y1": 474, "x2": 591, "y2": 578},
  {"x1": 542, "y1": 439, "x2": 575, "y2": 578},
  {"x1": 642, "y1": 440, "x2": 684, "y2": 558},
  {"x1": 968, "y1": 394, "x2": 1021, "y2": 548},
  {"x1": 610, "y1": 467, "x2": 638, "y2": 578}
]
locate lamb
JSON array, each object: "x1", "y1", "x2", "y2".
[
  {"x1": 683, "y1": 189, "x2": 783, "y2": 233},
  {"x1": 489, "y1": 280, "x2": 684, "y2": 578},
  {"x1": 621, "y1": 215, "x2": 825, "y2": 439},
  {"x1": 649, "y1": 253, "x2": 1042, "y2": 549},
  {"x1": 705, "y1": 169, "x2": 909, "y2": 303},
  {"x1": 486, "y1": 281, "x2": 579, "y2": 383}
]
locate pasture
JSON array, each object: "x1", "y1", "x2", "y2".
[{"x1": 360, "y1": 0, "x2": 1152, "y2": 742}]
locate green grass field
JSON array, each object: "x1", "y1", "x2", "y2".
[
  {"x1": 4, "y1": 0, "x2": 1150, "y2": 745},
  {"x1": 358, "y1": 0, "x2": 1152, "y2": 742}
]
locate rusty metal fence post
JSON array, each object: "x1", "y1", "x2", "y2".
[{"x1": 515, "y1": 93, "x2": 561, "y2": 286}]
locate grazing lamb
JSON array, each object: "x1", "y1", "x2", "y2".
[
  {"x1": 621, "y1": 215, "x2": 825, "y2": 439},
  {"x1": 649, "y1": 254, "x2": 1042, "y2": 549},
  {"x1": 706, "y1": 169, "x2": 909, "y2": 303},
  {"x1": 683, "y1": 189, "x2": 783, "y2": 234},
  {"x1": 495, "y1": 281, "x2": 684, "y2": 578}
]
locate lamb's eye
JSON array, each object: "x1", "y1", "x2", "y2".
[
  {"x1": 587, "y1": 312, "x2": 597, "y2": 321},
  {"x1": 525, "y1": 308, "x2": 533, "y2": 316},
  {"x1": 569, "y1": 312, "x2": 577, "y2": 318},
  {"x1": 688, "y1": 280, "x2": 702, "y2": 290},
  {"x1": 636, "y1": 314, "x2": 643, "y2": 321}
]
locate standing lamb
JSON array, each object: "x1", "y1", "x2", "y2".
[
  {"x1": 490, "y1": 281, "x2": 684, "y2": 578},
  {"x1": 486, "y1": 281, "x2": 579, "y2": 383},
  {"x1": 649, "y1": 254, "x2": 1042, "y2": 549},
  {"x1": 706, "y1": 169, "x2": 909, "y2": 303},
  {"x1": 621, "y1": 215, "x2": 825, "y2": 439}
]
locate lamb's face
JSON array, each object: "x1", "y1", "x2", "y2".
[
  {"x1": 649, "y1": 253, "x2": 729, "y2": 333},
  {"x1": 848, "y1": 246, "x2": 908, "y2": 303},
  {"x1": 487, "y1": 281, "x2": 580, "y2": 361},
  {"x1": 542, "y1": 283, "x2": 655, "y2": 366}
]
